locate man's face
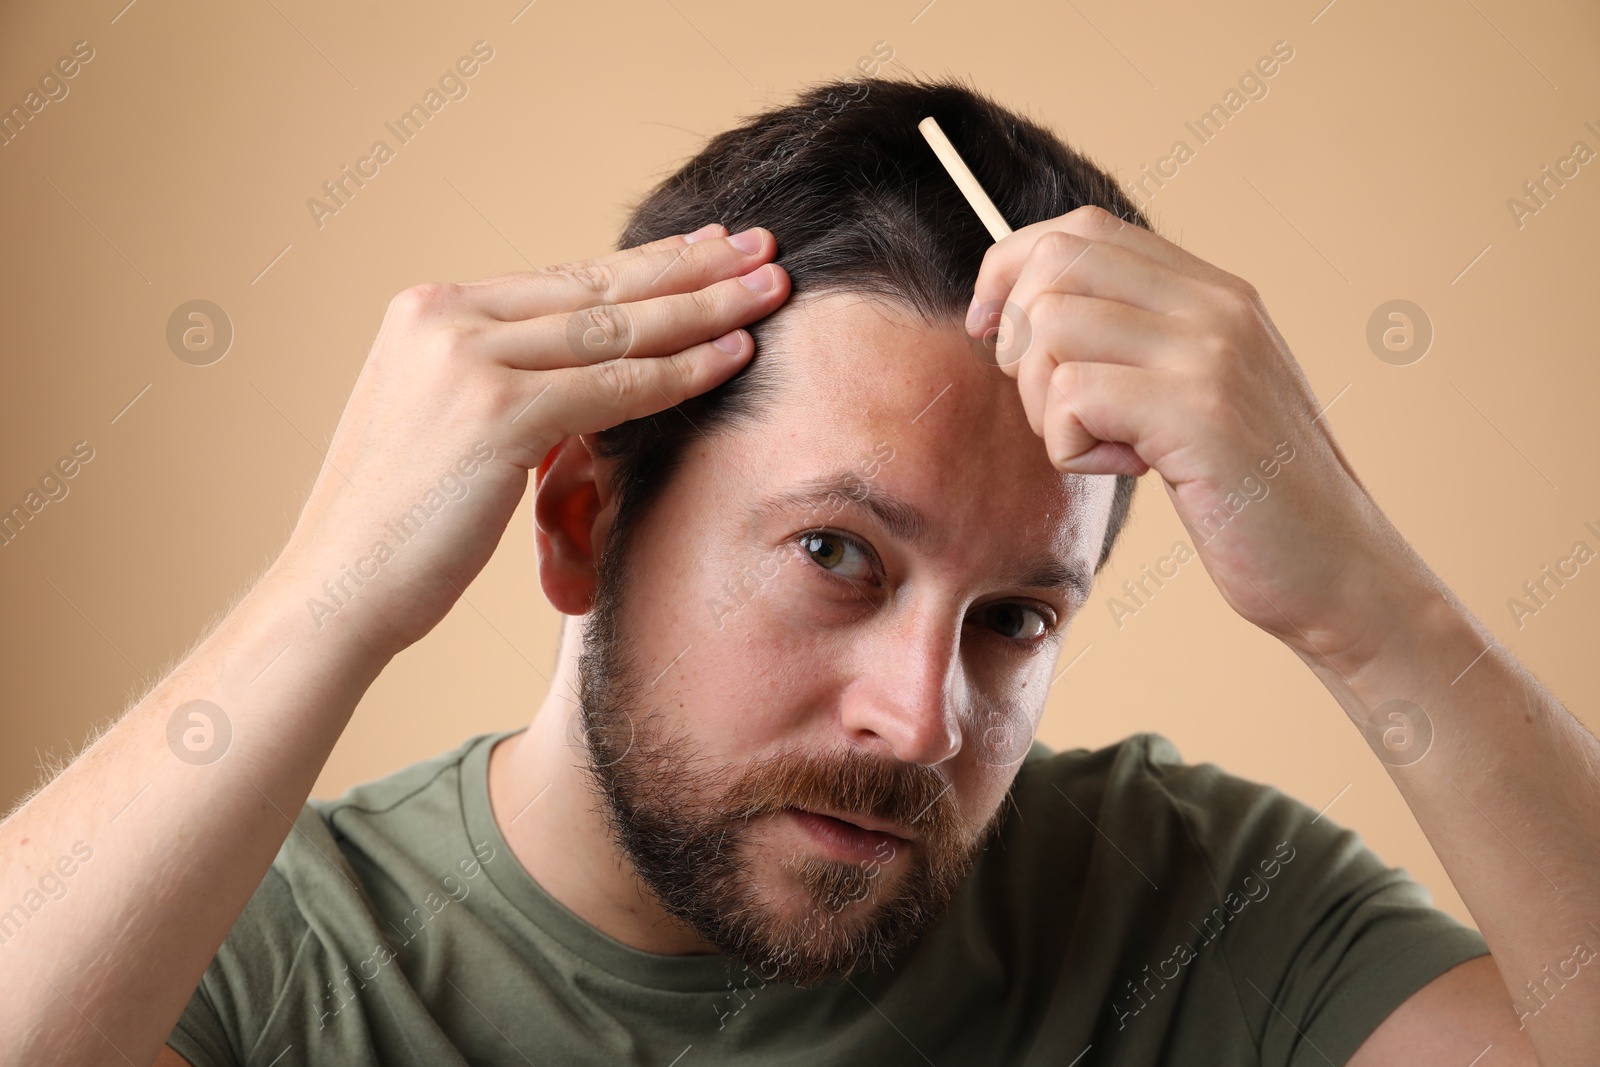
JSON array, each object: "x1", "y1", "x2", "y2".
[{"x1": 575, "y1": 291, "x2": 1115, "y2": 985}]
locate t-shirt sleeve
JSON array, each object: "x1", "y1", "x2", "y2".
[
  {"x1": 1141, "y1": 735, "x2": 1491, "y2": 1066},
  {"x1": 166, "y1": 847, "x2": 315, "y2": 1066}
]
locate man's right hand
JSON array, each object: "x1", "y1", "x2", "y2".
[
  {"x1": 0, "y1": 223, "x2": 787, "y2": 1067},
  {"x1": 273, "y1": 223, "x2": 789, "y2": 658}
]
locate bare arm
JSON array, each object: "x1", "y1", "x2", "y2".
[
  {"x1": 1305, "y1": 548, "x2": 1599, "y2": 1065},
  {"x1": 0, "y1": 222, "x2": 789, "y2": 1066},
  {"x1": 967, "y1": 204, "x2": 1599, "y2": 1064},
  {"x1": 1349, "y1": 956, "x2": 1537, "y2": 1065},
  {"x1": 1, "y1": 571, "x2": 386, "y2": 1062}
]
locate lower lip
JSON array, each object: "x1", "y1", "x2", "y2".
[{"x1": 785, "y1": 809, "x2": 908, "y2": 864}]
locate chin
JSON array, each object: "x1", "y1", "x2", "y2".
[{"x1": 751, "y1": 836, "x2": 904, "y2": 937}]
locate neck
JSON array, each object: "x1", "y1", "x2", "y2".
[{"x1": 486, "y1": 616, "x2": 718, "y2": 957}]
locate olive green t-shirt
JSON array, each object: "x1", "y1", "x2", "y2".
[{"x1": 168, "y1": 730, "x2": 1487, "y2": 1066}]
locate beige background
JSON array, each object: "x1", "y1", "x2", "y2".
[{"x1": 3, "y1": 0, "x2": 1597, "y2": 930}]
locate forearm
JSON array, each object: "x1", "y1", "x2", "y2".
[
  {"x1": 1300, "y1": 559, "x2": 1600, "y2": 1064},
  {"x1": 0, "y1": 559, "x2": 391, "y2": 1066}
]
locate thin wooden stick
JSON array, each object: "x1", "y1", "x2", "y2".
[{"x1": 917, "y1": 115, "x2": 1013, "y2": 241}]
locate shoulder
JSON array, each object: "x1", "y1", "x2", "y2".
[
  {"x1": 1004, "y1": 732, "x2": 1489, "y2": 1063},
  {"x1": 1014, "y1": 731, "x2": 1340, "y2": 856},
  {"x1": 1010, "y1": 730, "x2": 1306, "y2": 854},
  {"x1": 1007, "y1": 730, "x2": 1455, "y2": 918},
  {"x1": 307, "y1": 730, "x2": 507, "y2": 834},
  {"x1": 170, "y1": 732, "x2": 513, "y2": 1063}
]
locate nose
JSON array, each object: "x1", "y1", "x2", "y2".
[{"x1": 838, "y1": 609, "x2": 964, "y2": 767}]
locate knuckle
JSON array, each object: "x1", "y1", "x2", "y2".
[
  {"x1": 568, "y1": 261, "x2": 617, "y2": 298},
  {"x1": 1214, "y1": 281, "x2": 1260, "y2": 328},
  {"x1": 430, "y1": 319, "x2": 484, "y2": 357},
  {"x1": 679, "y1": 235, "x2": 718, "y2": 268},
  {"x1": 684, "y1": 239, "x2": 733, "y2": 284},
  {"x1": 1195, "y1": 322, "x2": 1234, "y2": 366},
  {"x1": 1195, "y1": 382, "x2": 1233, "y2": 429},
  {"x1": 1072, "y1": 203, "x2": 1122, "y2": 234},
  {"x1": 482, "y1": 370, "x2": 520, "y2": 412},
  {"x1": 566, "y1": 304, "x2": 634, "y2": 361},
  {"x1": 1236, "y1": 282, "x2": 1264, "y2": 315},
  {"x1": 1029, "y1": 289, "x2": 1065, "y2": 324},
  {"x1": 1036, "y1": 230, "x2": 1082, "y2": 258},
  {"x1": 1049, "y1": 357, "x2": 1084, "y2": 395},
  {"x1": 687, "y1": 282, "x2": 723, "y2": 318},
  {"x1": 594, "y1": 356, "x2": 643, "y2": 402},
  {"x1": 391, "y1": 281, "x2": 458, "y2": 318}
]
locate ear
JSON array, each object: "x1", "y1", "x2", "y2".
[{"x1": 533, "y1": 435, "x2": 617, "y2": 616}]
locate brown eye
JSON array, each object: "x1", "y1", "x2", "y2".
[
  {"x1": 799, "y1": 530, "x2": 874, "y2": 581},
  {"x1": 978, "y1": 602, "x2": 1050, "y2": 641}
]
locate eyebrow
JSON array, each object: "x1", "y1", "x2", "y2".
[{"x1": 753, "y1": 469, "x2": 1094, "y2": 605}]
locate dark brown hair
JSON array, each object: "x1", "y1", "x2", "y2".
[{"x1": 594, "y1": 74, "x2": 1144, "y2": 581}]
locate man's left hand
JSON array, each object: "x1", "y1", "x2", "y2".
[{"x1": 968, "y1": 204, "x2": 1414, "y2": 675}]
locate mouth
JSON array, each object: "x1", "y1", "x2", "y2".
[{"x1": 784, "y1": 807, "x2": 916, "y2": 864}]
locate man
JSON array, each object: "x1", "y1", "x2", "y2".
[{"x1": 2, "y1": 76, "x2": 1594, "y2": 1066}]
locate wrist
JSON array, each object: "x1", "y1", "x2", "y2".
[
  {"x1": 239, "y1": 556, "x2": 401, "y2": 681},
  {"x1": 1295, "y1": 560, "x2": 1488, "y2": 721}
]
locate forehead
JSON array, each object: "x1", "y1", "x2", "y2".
[{"x1": 721, "y1": 292, "x2": 1113, "y2": 578}]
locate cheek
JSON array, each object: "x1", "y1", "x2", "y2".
[
  {"x1": 963, "y1": 652, "x2": 1052, "y2": 760},
  {"x1": 635, "y1": 563, "x2": 845, "y2": 759},
  {"x1": 952, "y1": 760, "x2": 1021, "y2": 838},
  {"x1": 613, "y1": 509, "x2": 830, "y2": 750}
]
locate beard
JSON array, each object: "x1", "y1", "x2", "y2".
[{"x1": 574, "y1": 530, "x2": 1012, "y2": 988}]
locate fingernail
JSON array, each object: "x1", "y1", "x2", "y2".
[
  {"x1": 964, "y1": 295, "x2": 980, "y2": 329},
  {"x1": 713, "y1": 329, "x2": 744, "y2": 353},
  {"x1": 728, "y1": 228, "x2": 763, "y2": 254},
  {"x1": 739, "y1": 264, "x2": 774, "y2": 292},
  {"x1": 685, "y1": 224, "x2": 721, "y2": 244}
]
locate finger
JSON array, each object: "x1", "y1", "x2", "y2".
[
  {"x1": 468, "y1": 226, "x2": 776, "y2": 322},
  {"x1": 1011, "y1": 293, "x2": 1179, "y2": 431},
  {"x1": 969, "y1": 204, "x2": 1243, "y2": 332},
  {"x1": 1038, "y1": 360, "x2": 1156, "y2": 477},
  {"x1": 523, "y1": 329, "x2": 756, "y2": 444},
  {"x1": 1003, "y1": 230, "x2": 1207, "y2": 322},
  {"x1": 485, "y1": 262, "x2": 790, "y2": 370},
  {"x1": 460, "y1": 224, "x2": 724, "y2": 296}
]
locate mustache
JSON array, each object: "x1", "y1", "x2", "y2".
[{"x1": 717, "y1": 746, "x2": 961, "y2": 844}]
